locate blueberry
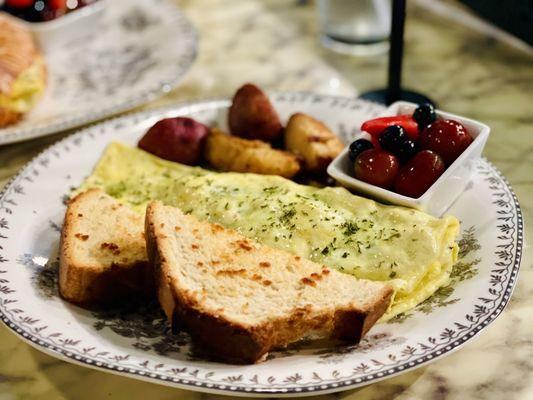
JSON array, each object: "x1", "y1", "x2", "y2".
[
  {"x1": 413, "y1": 103, "x2": 437, "y2": 131},
  {"x1": 348, "y1": 139, "x2": 373, "y2": 161},
  {"x1": 378, "y1": 125, "x2": 407, "y2": 152},
  {"x1": 396, "y1": 139, "x2": 418, "y2": 163}
]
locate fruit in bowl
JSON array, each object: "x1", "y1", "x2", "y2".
[
  {"x1": 393, "y1": 150, "x2": 445, "y2": 198},
  {"x1": 419, "y1": 119, "x2": 473, "y2": 165},
  {"x1": 353, "y1": 149, "x2": 399, "y2": 189},
  {"x1": 350, "y1": 103, "x2": 474, "y2": 198}
]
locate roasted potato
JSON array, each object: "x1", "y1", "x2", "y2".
[
  {"x1": 138, "y1": 117, "x2": 210, "y2": 165},
  {"x1": 228, "y1": 83, "x2": 283, "y2": 142},
  {"x1": 205, "y1": 129, "x2": 301, "y2": 178},
  {"x1": 284, "y1": 113, "x2": 344, "y2": 174}
]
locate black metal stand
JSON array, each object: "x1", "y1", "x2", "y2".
[{"x1": 360, "y1": 0, "x2": 434, "y2": 106}]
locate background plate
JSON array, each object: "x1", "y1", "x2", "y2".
[
  {"x1": 0, "y1": 0, "x2": 197, "y2": 146},
  {"x1": 0, "y1": 94, "x2": 523, "y2": 397}
]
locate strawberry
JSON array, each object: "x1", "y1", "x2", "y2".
[{"x1": 361, "y1": 115, "x2": 419, "y2": 141}]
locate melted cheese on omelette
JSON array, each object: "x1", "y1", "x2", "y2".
[{"x1": 79, "y1": 142, "x2": 460, "y2": 320}]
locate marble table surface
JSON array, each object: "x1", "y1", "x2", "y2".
[{"x1": 0, "y1": 0, "x2": 531, "y2": 399}]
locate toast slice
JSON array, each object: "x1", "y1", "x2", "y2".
[
  {"x1": 59, "y1": 189, "x2": 152, "y2": 306},
  {"x1": 145, "y1": 201, "x2": 393, "y2": 364}
]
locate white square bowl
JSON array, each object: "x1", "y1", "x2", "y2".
[{"x1": 327, "y1": 101, "x2": 490, "y2": 216}]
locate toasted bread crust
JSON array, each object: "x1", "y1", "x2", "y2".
[
  {"x1": 59, "y1": 258, "x2": 152, "y2": 307},
  {"x1": 59, "y1": 189, "x2": 152, "y2": 306},
  {"x1": 145, "y1": 201, "x2": 393, "y2": 364},
  {"x1": 332, "y1": 292, "x2": 393, "y2": 342}
]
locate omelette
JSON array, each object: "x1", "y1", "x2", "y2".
[{"x1": 79, "y1": 142, "x2": 460, "y2": 320}]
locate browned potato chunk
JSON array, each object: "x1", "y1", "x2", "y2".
[
  {"x1": 205, "y1": 129, "x2": 301, "y2": 178},
  {"x1": 284, "y1": 113, "x2": 345, "y2": 174},
  {"x1": 228, "y1": 83, "x2": 283, "y2": 142}
]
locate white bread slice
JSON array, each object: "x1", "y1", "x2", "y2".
[
  {"x1": 145, "y1": 201, "x2": 393, "y2": 364},
  {"x1": 59, "y1": 189, "x2": 152, "y2": 306}
]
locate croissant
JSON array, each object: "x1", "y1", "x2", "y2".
[{"x1": 0, "y1": 12, "x2": 46, "y2": 128}]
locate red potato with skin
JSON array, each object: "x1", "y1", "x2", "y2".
[
  {"x1": 138, "y1": 117, "x2": 210, "y2": 165},
  {"x1": 228, "y1": 83, "x2": 283, "y2": 142}
]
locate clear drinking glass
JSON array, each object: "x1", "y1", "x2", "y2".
[{"x1": 317, "y1": 0, "x2": 391, "y2": 56}]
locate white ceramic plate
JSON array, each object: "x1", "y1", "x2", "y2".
[
  {"x1": 0, "y1": 94, "x2": 523, "y2": 397},
  {"x1": 0, "y1": 0, "x2": 197, "y2": 146}
]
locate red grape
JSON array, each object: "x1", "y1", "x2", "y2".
[
  {"x1": 394, "y1": 150, "x2": 445, "y2": 198},
  {"x1": 354, "y1": 149, "x2": 400, "y2": 189},
  {"x1": 419, "y1": 119, "x2": 473, "y2": 165}
]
